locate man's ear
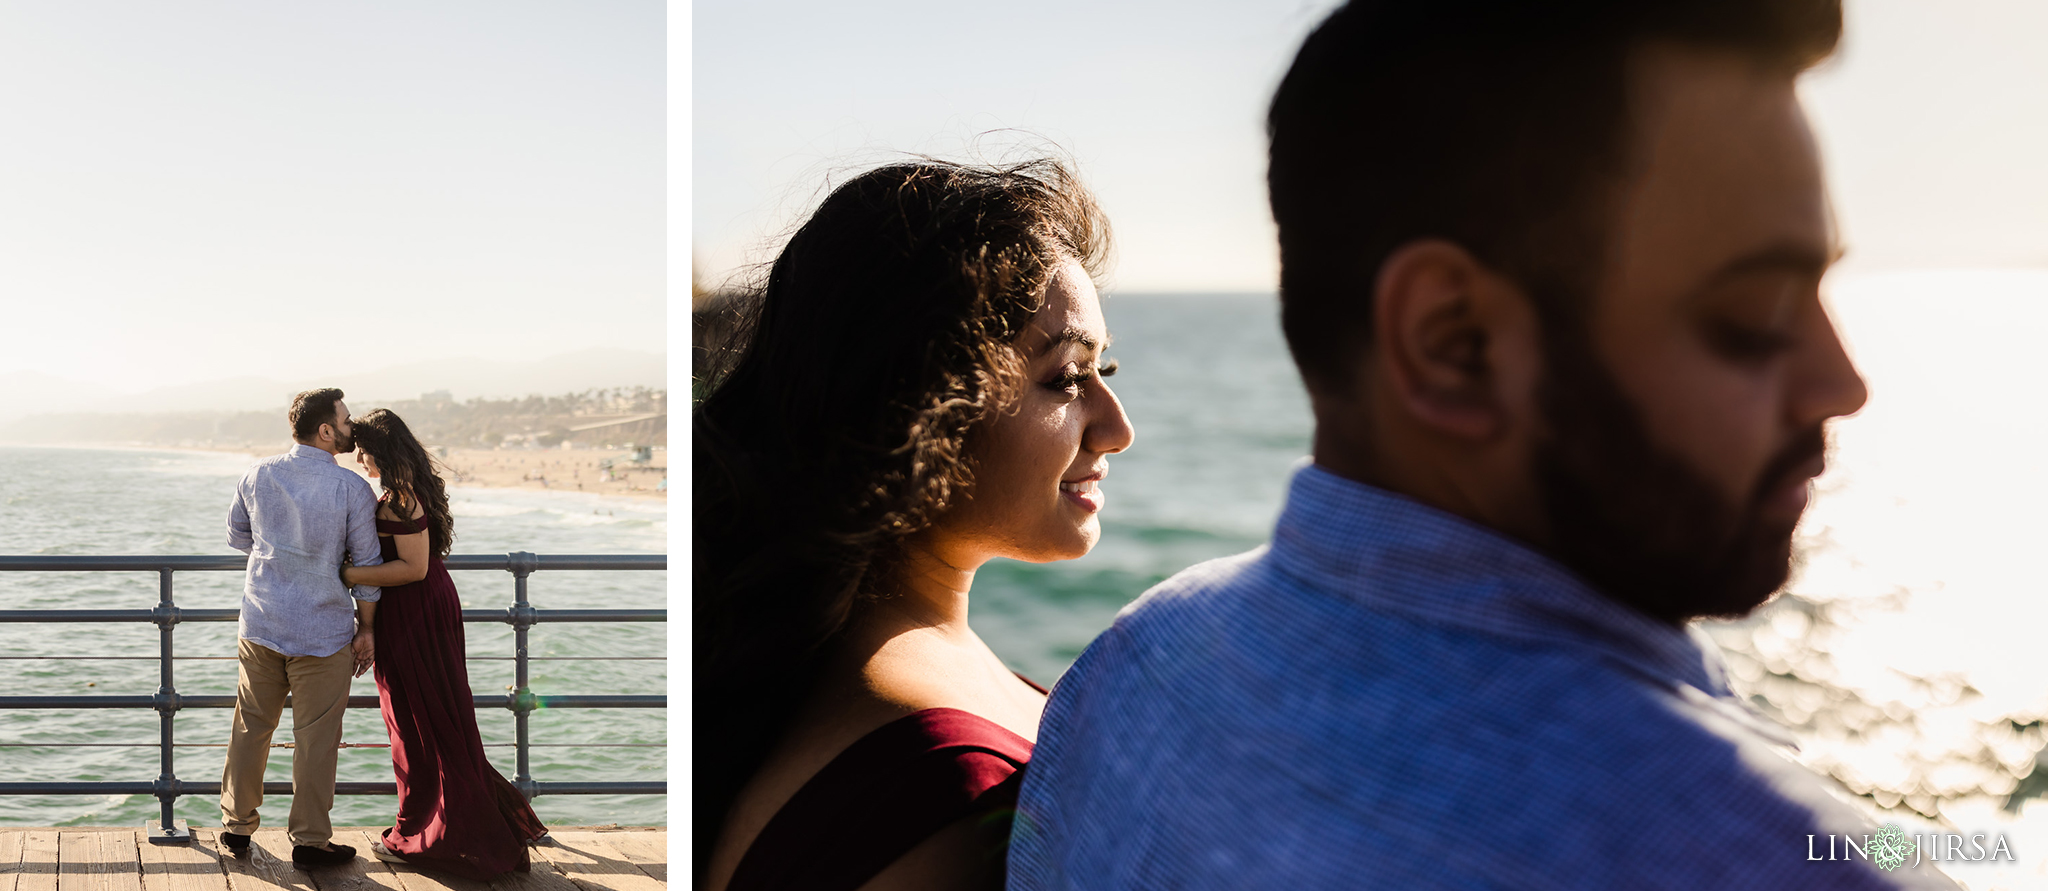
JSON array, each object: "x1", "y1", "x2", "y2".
[{"x1": 1369, "y1": 240, "x2": 1542, "y2": 443}]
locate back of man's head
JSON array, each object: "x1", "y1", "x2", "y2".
[
  {"x1": 1268, "y1": 0, "x2": 1841, "y2": 396},
  {"x1": 290, "y1": 388, "x2": 345, "y2": 443}
]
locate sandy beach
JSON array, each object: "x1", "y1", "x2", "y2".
[
  {"x1": 436, "y1": 447, "x2": 667, "y2": 500},
  {"x1": 319, "y1": 445, "x2": 667, "y2": 500}
]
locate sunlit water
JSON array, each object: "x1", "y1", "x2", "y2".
[
  {"x1": 1800, "y1": 270, "x2": 2048, "y2": 712},
  {"x1": 1754, "y1": 270, "x2": 2048, "y2": 887},
  {"x1": 0, "y1": 447, "x2": 665, "y2": 828}
]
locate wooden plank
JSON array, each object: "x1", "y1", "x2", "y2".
[
  {"x1": 338, "y1": 830, "x2": 491, "y2": 891},
  {"x1": 316, "y1": 830, "x2": 403, "y2": 891},
  {"x1": 58, "y1": 831, "x2": 106, "y2": 891},
  {"x1": 482, "y1": 862, "x2": 580, "y2": 891},
  {"x1": 0, "y1": 835, "x2": 660, "y2": 891},
  {"x1": 481, "y1": 841, "x2": 580, "y2": 891},
  {"x1": 213, "y1": 829, "x2": 306, "y2": 891},
  {"x1": 528, "y1": 836, "x2": 662, "y2": 891},
  {"x1": 17, "y1": 832, "x2": 58, "y2": 891},
  {"x1": 98, "y1": 833, "x2": 139, "y2": 891},
  {"x1": 388, "y1": 866, "x2": 491, "y2": 891},
  {"x1": 383, "y1": 856, "x2": 492, "y2": 891},
  {"x1": 0, "y1": 829, "x2": 26, "y2": 891},
  {"x1": 137, "y1": 829, "x2": 227, "y2": 891},
  {"x1": 477, "y1": 833, "x2": 581, "y2": 891},
  {"x1": 577, "y1": 836, "x2": 661, "y2": 885}
]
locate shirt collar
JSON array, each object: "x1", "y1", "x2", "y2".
[
  {"x1": 288, "y1": 443, "x2": 338, "y2": 464},
  {"x1": 1269, "y1": 461, "x2": 1729, "y2": 697}
]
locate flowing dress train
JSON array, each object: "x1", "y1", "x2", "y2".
[{"x1": 373, "y1": 511, "x2": 547, "y2": 880}]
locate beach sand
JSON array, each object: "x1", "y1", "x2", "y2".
[{"x1": 434, "y1": 447, "x2": 667, "y2": 500}]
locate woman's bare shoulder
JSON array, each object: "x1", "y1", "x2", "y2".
[
  {"x1": 703, "y1": 633, "x2": 1044, "y2": 891},
  {"x1": 377, "y1": 490, "x2": 427, "y2": 522},
  {"x1": 857, "y1": 631, "x2": 1045, "y2": 742},
  {"x1": 702, "y1": 684, "x2": 920, "y2": 891},
  {"x1": 854, "y1": 811, "x2": 1009, "y2": 891}
]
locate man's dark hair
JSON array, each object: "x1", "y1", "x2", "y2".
[
  {"x1": 289, "y1": 388, "x2": 345, "y2": 442},
  {"x1": 1267, "y1": 0, "x2": 1841, "y2": 394}
]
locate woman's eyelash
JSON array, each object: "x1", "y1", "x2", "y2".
[{"x1": 1043, "y1": 358, "x2": 1117, "y2": 391}]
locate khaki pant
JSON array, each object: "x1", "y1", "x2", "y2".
[{"x1": 218, "y1": 639, "x2": 354, "y2": 847}]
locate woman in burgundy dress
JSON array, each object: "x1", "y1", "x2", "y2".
[
  {"x1": 342, "y1": 409, "x2": 547, "y2": 880},
  {"x1": 695, "y1": 160, "x2": 1133, "y2": 890}
]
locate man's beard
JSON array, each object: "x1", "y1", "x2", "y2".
[
  {"x1": 1533, "y1": 327, "x2": 1825, "y2": 625},
  {"x1": 335, "y1": 429, "x2": 355, "y2": 453}
]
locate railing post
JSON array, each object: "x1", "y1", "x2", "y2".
[
  {"x1": 0, "y1": 553, "x2": 664, "y2": 811},
  {"x1": 146, "y1": 567, "x2": 191, "y2": 845},
  {"x1": 506, "y1": 551, "x2": 540, "y2": 800}
]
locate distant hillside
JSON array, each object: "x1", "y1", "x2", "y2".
[
  {"x1": 0, "y1": 387, "x2": 667, "y2": 451},
  {"x1": 0, "y1": 349, "x2": 666, "y2": 422}
]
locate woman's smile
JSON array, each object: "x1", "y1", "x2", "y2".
[
  {"x1": 1060, "y1": 471, "x2": 1106, "y2": 513},
  {"x1": 935, "y1": 258, "x2": 1134, "y2": 562}
]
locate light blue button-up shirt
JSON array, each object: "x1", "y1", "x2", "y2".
[
  {"x1": 226, "y1": 443, "x2": 382, "y2": 658},
  {"x1": 1010, "y1": 463, "x2": 1954, "y2": 890}
]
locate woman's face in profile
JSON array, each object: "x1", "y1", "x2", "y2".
[{"x1": 929, "y1": 258, "x2": 1135, "y2": 565}]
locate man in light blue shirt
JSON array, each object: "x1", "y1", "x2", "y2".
[
  {"x1": 1013, "y1": 0, "x2": 1958, "y2": 887},
  {"x1": 220, "y1": 388, "x2": 382, "y2": 869}
]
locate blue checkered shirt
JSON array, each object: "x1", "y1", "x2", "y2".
[
  {"x1": 1010, "y1": 462, "x2": 1955, "y2": 889},
  {"x1": 226, "y1": 443, "x2": 383, "y2": 658}
]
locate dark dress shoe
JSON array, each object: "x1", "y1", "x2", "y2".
[
  {"x1": 221, "y1": 832, "x2": 251, "y2": 859},
  {"x1": 291, "y1": 843, "x2": 357, "y2": 869}
]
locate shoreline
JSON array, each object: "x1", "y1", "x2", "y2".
[{"x1": 0, "y1": 441, "x2": 669, "y2": 502}]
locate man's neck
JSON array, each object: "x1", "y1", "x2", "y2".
[
  {"x1": 293, "y1": 440, "x2": 343, "y2": 457},
  {"x1": 1311, "y1": 425, "x2": 1550, "y2": 550}
]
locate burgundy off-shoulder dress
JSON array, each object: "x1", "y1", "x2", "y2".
[
  {"x1": 372, "y1": 509, "x2": 547, "y2": 880},
  {"x1": 725, "y1": 678, "x2": 1046, "y2": 891}
]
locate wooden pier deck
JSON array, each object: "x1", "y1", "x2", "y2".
[{"x1": 0, "y1": 828, "x2": 666, "y2": 891}]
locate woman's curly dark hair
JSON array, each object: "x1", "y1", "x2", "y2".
[
  {"x1": 349, "y1": 408, "x2": 455, "y2": 558},
  {"x1": 692, "y1": 158, "x2": 1109, "y2": 868}
]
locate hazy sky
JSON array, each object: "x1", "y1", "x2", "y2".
[
  {"x1": 694, "y1": 0, "x2": 2048, "y2": 292},
  {"x1": 6, "y1": 2, "x2": 2040, "y2": 392},
  {"x1": 0, "y1": 1, "x2": 663, "y2": 393}
]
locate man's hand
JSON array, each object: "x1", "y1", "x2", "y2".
[{"x1": 352, "y1": 629, "x2": 376, "y2": 678}]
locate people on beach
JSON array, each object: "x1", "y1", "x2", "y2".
[
  {"x1": 694, "y1": 159, "x2": 1130, "y2": 891},
  {"x1": 340, "y1": 408, "x2": 548, "y2": 880},
  {"x1": 1010, "y1": 1, "x2": 1955, "y2": 888},
  {"x1": 220, "y1": 388, "x2": 383, "y2": 869}
]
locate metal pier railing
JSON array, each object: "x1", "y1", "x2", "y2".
[{"x1": 0, "y1": 552, "x2": 666, "y2": 845}]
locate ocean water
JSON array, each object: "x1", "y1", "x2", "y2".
[{"x1": 0, "y1": 447, "x2": 666, "y2": 828}]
